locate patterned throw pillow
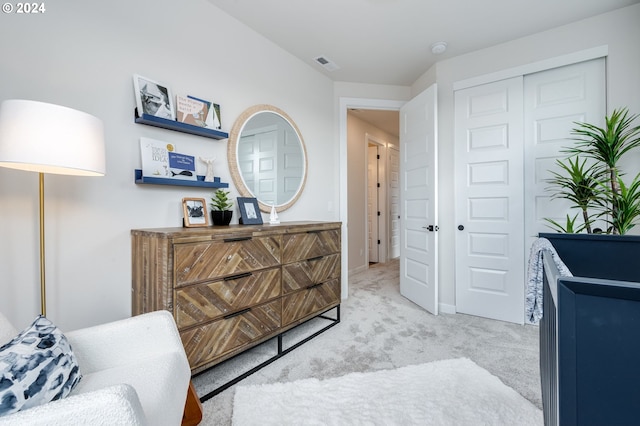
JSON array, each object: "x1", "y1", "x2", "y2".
[{"x1": 0, "y1": 316, "x2": 82, "y2": 417}]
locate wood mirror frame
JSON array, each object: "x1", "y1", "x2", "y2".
[{"x1": 228, "y1": 104, "x2": 307, "y2": 213}]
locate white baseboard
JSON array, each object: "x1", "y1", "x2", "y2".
[{"x1": 439, "y1": 303, "x2": 456, "y2": 315}]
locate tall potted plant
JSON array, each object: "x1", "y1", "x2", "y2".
[
  {"x1": 546, "y1": 108, "x2": 640, "y2": 235},
  {"x1": 210, "y1": 189, "x2": 234, "y2": 226},
  {"x1": 542, "y1": 108, "x2": 640, "y2": 281}
]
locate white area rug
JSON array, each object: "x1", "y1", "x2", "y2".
[{"x1": 232, "y1": 358, "x2": 542, "y2": 426}]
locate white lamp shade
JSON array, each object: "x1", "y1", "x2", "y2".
[{"x1": 0, "y1": 99, "x2": 105, "y2": 176}]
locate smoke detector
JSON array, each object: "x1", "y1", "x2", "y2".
[
  {"x1": 431, "y1": 42, "x2": 447, "y2": 55},
  {"x1": 313, "y1": 55, "x2": 340, "y2": 72}
]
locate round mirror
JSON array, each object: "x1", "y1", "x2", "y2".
[{"x1": 228, "y1": 104, "x2": 307, "y2": 213}]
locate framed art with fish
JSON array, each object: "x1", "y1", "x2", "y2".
[{"x1": 182, "y1": 197, "x2": 209, "y2": 227}]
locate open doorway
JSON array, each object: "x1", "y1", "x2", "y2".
[{"x1": 345, "y1": 106, "x2": 400, "y2": 276}]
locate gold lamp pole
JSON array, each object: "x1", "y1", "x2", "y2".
[
  {"x1": 0, "y1": 99, "x2": 105, "y2": 317},
  {"x1": 39, "y1": 172, "x2": 46, "y2": 316}
]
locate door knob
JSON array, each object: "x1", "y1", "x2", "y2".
[
  {"x1": 424, "y1": 225, "x2": 439, "y2": 232},
  {"x1": 458, "y1": 225, "x2": 464, "y2": 231}
]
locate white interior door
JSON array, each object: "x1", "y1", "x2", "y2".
[
  {"x1": 524, "y1": 58, "x2": 606, "y2": 245},
  {"x1": 367, "y1": 145, "x2": 379, "y2": 263},
  {"x1": 400, "y1": 84, "x2": 438, "y2": 314},
  {"x1": 389, "y1": 146, "x2": 400, "y2": 259},
  {"x1": 454, "y1": 77, "x2": 525, "y2": 324}
]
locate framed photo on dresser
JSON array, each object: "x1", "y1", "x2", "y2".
[
  {"x1": 237, "y1": 197, "x2": 262, "y2": 225},
  {"x1": 182, "y1": 197, "x2": 209, "y2": 227}
]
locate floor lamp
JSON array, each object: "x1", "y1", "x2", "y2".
[{"x1": 0, "y1": 99, "x2": 105, "y2": 317}]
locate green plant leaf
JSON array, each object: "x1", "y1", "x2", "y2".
[
  {"x1": 543, "y1": 214, "x2": 587, "y2": 234},
  {"x1": 559, "y1": 108, "x2": 640, "y2": 234},
  {"x1": 545, "y1": 157, "x2": 602, "y2": 233},
  {"x1": 210, "y1": 189, "x2": 233, "y2": 211},
  {"x1": 605, "y1": 174, "x2": 640, "y2": 235}
]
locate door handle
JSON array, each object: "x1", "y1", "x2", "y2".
[{"x1": 422, "y1": 225, "x2": 439, "y2": 232}]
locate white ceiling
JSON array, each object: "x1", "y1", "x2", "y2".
[
  {"x1": 206, "y1": 0, "x2": 638, "y2": 86},
  {"x1": 206, "y1": 0, "x2": 638, "y2": 137}
]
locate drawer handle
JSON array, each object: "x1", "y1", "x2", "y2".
[
  {"x1": 307, "y1": 283, "x2": 323, "y2": 290},
  {"x1": 306, "y1": 230, "x2": 322, "y2": 234},
  {"x1": 307, "y1": 255, "x2": 324, "y2": 262},
  {"x1": 223, "y1": 236, "x2": 252, "y2": 243},
  {"x1": 224, "y1": 307, "x2": 251, "y2": 319},
  {"x1": 224, "y1": 272, "x2": 252, "y2": 281}
]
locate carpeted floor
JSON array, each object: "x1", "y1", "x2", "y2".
[{"x1": 195, "y1": 259, "x2": 541, "y2": 425}]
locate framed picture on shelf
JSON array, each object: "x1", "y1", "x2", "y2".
[
  {"x1": 208, "y1": 101, "x2": 221, "y2": 130},
  {"x1": 133, "y1": 74, "x2": 175, "y2": 120},
  {"x1": 175, "y1": 94, "x2": 221, "y2": 130},
  {"x1": 182, "y1": 197, "x2": 209, "y2": 227},
  {"x1": 237, "y1": 197, "x2": 262, "y2": 225}
]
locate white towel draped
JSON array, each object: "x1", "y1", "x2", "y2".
[{"x1": 526, "y1": 238, "x2": 572, "y2": 324}]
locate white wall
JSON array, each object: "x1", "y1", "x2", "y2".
[
  {"x1": 0, "y1": 0, "x2": 337, "y2": 330},
  {"x1": 414, "y1": 3, "x2": 640, "y2": 311}
]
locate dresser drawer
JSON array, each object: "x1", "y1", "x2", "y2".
[
  {"x1": 180, "y1": 300, "x2": 281, "y2": 370},
  {"x1": 174, "y1": 236, "x2": 281, "y2": 286},
  {"x1": 282, "y1": 229, "x2": 340, "y2": 263},
  {"x1": 281, "y1": 278, "x2": 340, "y2": 326},
  {"x1": 282, "y1": 253, "x2": 340, "y2": 294},
  {"x1": 175, "y1": 268, "x2": 281, "y2": 329}
]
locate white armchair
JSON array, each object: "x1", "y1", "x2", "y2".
[{"x1": 0, "y1": 310, "x2": 192, "y2": 426}]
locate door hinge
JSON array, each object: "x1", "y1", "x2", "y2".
[
  {"x1": 377, "y1": 211, "x2": 381, "y2": 216},
  {"x1": 377, "y1": 154, "x2": 380, "y2": 159},
  {"x1": 377, "y1": 182, "x2": 380, "y2": 188},
  {"x1": 377, "y1": 240, "x2": 380, "y2": 244}
]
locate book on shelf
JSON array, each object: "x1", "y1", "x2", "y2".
[
  {"x1": 175, "y1": 94, "x2": 221, "y2": 130},
  {"x1": 168, "y1": 152, "x2": 197, "y2": 181},
  {"x1": 140, "y1": 137, "x2": 174, "y2": 178},
  {"x1": 140, "y1": 137, "x2": 196, "y2": 181}
]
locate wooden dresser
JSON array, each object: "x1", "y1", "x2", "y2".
[{"x1": 131, "y1": 221, "x2": 341, "y2": 375}]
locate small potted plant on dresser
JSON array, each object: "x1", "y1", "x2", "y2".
[{"x1": 210, "y1": 189, "x2": 234, "y2": 226}]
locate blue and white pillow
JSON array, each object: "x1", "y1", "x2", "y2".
[{"x1": 0, "y1": 316, "x2": 81, "y2": 417}]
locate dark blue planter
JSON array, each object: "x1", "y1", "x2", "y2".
[{"x1": 539, "y1": 232, "x2": 640, "y2": 282}]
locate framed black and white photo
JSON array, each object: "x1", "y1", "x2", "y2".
[
  {"x1": 133, "y1": 74, "x2": 175, "y2": 120},
  {"x1": 237, "y1": 197, "x2": 262, "y2": 225},
  {"x1": 182, "y1": 197, "x2": 209, "y2": 227}
]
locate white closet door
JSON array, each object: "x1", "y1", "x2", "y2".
[
  {"x1": 524, "y1": 58, "x2": 606, "y2": 247},
  {"x1": 454, "y1": 77, "x2": 525, "y2": 324},
  {"x1": 454, "y1": 58, "x2": 606, "y2": 324}
]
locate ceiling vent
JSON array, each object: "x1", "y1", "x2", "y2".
[{"x1": 313, "y1": 55, "x2": 340, "y2": 72}]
